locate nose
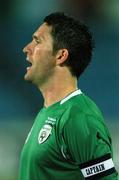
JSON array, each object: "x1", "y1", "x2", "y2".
[
  {"x1": 23, "y1": 42, "x2": 32, "y2": 54},
  {"x1": 23, "y1": 44, "x2": 28, "y2": 53}
]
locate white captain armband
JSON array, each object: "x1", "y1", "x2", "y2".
[{"x1": 79, "y1": 154, "x2": 116, "y2": 179}]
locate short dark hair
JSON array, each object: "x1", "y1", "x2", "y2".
[{"x1": 44, "y1": 12, "x2": 94, "y2": 79}]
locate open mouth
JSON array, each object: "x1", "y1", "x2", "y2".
[{"x1": 26, "y1": 57, "x2": 32, "y2": 70}]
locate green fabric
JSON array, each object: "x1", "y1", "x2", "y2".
[{"x1": 19, "y1": 91, "x2": 118, "y2": 180}]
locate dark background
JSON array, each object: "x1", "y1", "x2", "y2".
[{"x1": 0, "y1": 0, "x2": 119, "y2": 179}]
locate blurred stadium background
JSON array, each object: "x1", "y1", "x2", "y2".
[{"x1": 0, "y1": 0, "x2": 119, "y2": 179}]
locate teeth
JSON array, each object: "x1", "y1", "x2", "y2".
[
  {"x1": 26, "y1": 57, "x2": 32, "y2": 65},
  {"x1": 26, "y1": 57, "x2": 29, "y2": 61},
  {"x1": 26, "y1": 56, "x2": 32, "y2": 69}
]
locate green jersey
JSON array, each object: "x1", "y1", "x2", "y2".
[{"x1": 19, "y1": 89, "x2": 118, "y2": 180}]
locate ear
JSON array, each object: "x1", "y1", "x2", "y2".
[{"x1": 56, "y1": 49, "x2": 69, "y2": 66}]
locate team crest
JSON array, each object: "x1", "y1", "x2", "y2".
[{"x1": 38, "y1": 124, "x2": 52, "y2": 144}]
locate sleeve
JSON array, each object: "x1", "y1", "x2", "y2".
[{"x1": 61, "y1": 111, "x2": 118, "y2": 179}]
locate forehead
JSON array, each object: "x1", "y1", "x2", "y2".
[{"x1": 34, "y1": 23, "x2": 52, "y2": 39}]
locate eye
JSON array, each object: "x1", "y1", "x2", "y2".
[{"x1": 35, "y1": 39, "x2": 40, "y2": 44}]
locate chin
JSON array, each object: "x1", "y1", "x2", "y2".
[{"x1": 24, "y1": 74, "x2": 32, "y2": 82}]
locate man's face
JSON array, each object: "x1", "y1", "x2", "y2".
[{"x1": 23, "y1": 23, "x2": 56, "y2": 87}]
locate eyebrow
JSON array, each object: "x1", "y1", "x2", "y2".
[
  {"x1": 32, "y1": 34, "x2": 44, "y2": 41},
  {"x1": 32, "y1": 34, "x2": 39, "y2": 40}
]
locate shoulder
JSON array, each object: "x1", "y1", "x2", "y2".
[
  {"x1": 61, "y1": 92, "x2": 103, "y2": 116},
  {"x1": 61, "y1": 94, "x2": 109, "y2": 140},
  {"x1": 62, "y1": 93, "x2": 104, "y2": 126}
]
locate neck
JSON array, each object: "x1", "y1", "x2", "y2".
[{"x1": 38, "y1": 70, "x2": 78, "y2": 107}]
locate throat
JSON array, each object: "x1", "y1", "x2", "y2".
[{"x1": 39, "y1": 71, "x2": 78, "y2": 107}]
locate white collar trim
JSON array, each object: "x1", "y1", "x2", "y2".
[{"x1": 60, "y1": 89, "x2": 82, "y2": 105}]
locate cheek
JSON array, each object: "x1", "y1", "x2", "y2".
[
  {"x1": 33, "y1": 46, "x2": 41, "y2": 56},
  {"x1": 33, "y1": 47, "x2": 55, "y2": 68},
  {"x1": 33, "y1": 47, "x2": 45, "y2": 61}
]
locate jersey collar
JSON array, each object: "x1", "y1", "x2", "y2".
[{"x1": 60, "y1": 89, "x2": 82, "y2": 105}]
